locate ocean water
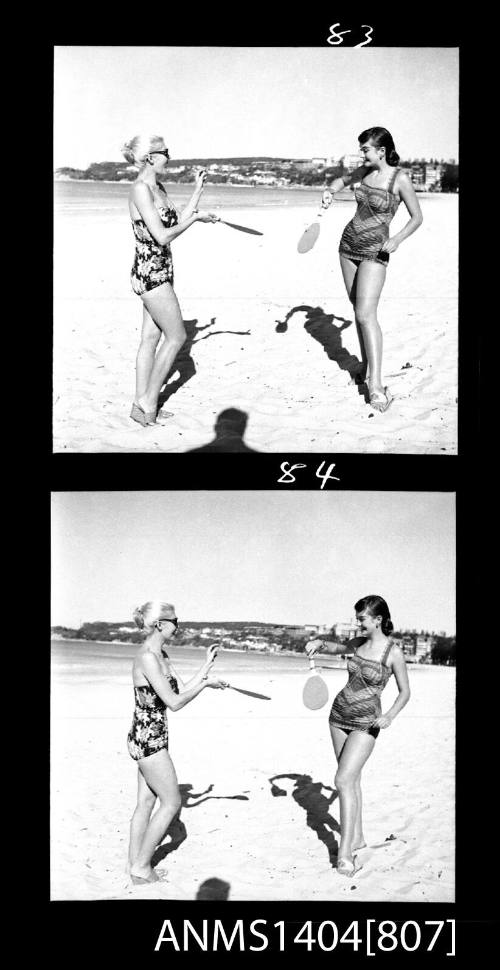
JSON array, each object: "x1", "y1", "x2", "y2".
[
  {"x1": 52, "y1": 638, "x2": 326, "y2": 679},
  {"x1": 53, "y1": 178, "x2": 350, "y2": 215}
]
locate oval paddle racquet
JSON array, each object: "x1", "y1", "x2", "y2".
[
  {"x1": 302, "y1": 654, "x2": 329, "y2": 710},
  {"x1": 297, "y1": 198, "x2": 330, "y2": 254}
]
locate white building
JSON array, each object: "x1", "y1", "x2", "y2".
[
  {"x1": 341, "y1": 154, "x2": 363, "y2": 171},
  {"x1": 334, "y1": 620, "x2": 358, "y2": 641}
]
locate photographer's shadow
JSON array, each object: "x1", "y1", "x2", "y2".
[
  {"x1": 187, "y1": 407, "x2": 259, "y2": 452},
  {"x1": 269, "y1": 773, "x2": 340, "y2": 866},
  {"x1": 275, "y1": 305, "x2": 369, "y2": 401}
]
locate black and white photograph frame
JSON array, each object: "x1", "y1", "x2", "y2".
[
  {"x1": 51, "y1": 489, "x2": 456, "y2": 905},
  {"x1": 53, "y1": 42, "x2": 458, "y2": 455}
]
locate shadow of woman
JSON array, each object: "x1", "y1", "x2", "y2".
[
  {"x1": 151, "y1": 782, "x2": 249, "y2": 868},
  {"x1": 158, "y1": 317, "x2": 251, "y2": 410},
  {"x1": 275, "y1": 305, "x2": 369, "y2": 402},
  {"x1": 269, "y1": 772, "x2": 340, "y2": 866}
]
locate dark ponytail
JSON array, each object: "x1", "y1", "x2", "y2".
[
  {"x1": 358, "y1": 126, "x2": 400, "y2": 166},
  {"x1": 354, "y1": 595, "x2": 393, "y2": 635}
]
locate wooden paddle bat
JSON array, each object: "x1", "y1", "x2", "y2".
[
  {"x1": 226, "y1": 684, "x2": 271, "y2": 700},
  {"x1": 218, "y1": 220, "x2": 263, "y2": 236}
]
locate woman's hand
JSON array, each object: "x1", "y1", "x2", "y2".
[
  {"x1": 205, "y1": 676, "x2": 229, "y2": 689},
  {"x1": 321, "y1": 190, "x2": 333, "y2": 208},
  {"x1": 380, "y1": 237, "x2": 400, "y2": 254},
  {"x1": 372, "y1": 714, "x2": 393, "y2": 729},
  {"x1": 196, "y1": 211, "x2": 220, "y2": 223},
  {"x1": 194, "y1": 169, "x2": 208, "y2": 191},
  {"x1": 306, "y1": 638, "x2": 322, "y2": 656},
  {"x1": 206, "y1": 644, "x2": 218, "y2": 665}
]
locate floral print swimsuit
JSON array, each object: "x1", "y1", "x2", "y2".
[
  {"x1": 127, "y1": 674, "x2": 179, "y2": 761},
  {"x1": 130, "y1": 200, "x2": 179, "y2": 296}
]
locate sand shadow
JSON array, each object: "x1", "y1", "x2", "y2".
[
  {"x1": 158, "y1": 317, "x2": 251, "y2": 409},
  {"x1": 275, "y1": 305, "x2": 369, "y2": 401},
  {"x1": 269, "y1": 773, "x2": 340, "y2": 866},
  {"x1": 196, "y1": 877, "x2": 231, "y2": 900},
  {"x1": 186, "y1": 407, "x2": 259, "y2": 452},
  {"x1": 152, "y1": 783, "x2": 249, "y2": 868}
]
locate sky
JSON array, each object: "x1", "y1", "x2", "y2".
[
  {"x1": 54, "y1": 47, "x2": 458, "y2": 170},
  {"x1": 51, "y1": 491, "x2": 455, "y2": 634}
]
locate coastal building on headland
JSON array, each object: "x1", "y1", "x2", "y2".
[
  {"x1": 333, "y1": 620, "x2": 358, "y2": 642},
  {"x1": 341, "y1": 154, "x2": 363, "y2": 171}
]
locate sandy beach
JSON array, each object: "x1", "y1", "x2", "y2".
[
  {"x1": 53, "y1": 188, "x2": 457, "y2": 454},
  {"x1": 50, "y1": 641, "x2": 455, "y2": 901}
]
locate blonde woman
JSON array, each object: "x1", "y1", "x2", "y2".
[
  {"x1": 121, "y1": 135, "x2": 220, "y2": 426},
  {"x1": 127, "y1": 600, "x2": 227, "y2": 884}
]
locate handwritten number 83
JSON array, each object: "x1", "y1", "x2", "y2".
[{"x1": 327, "y1": 24, "x2": 373, "y2": 47}]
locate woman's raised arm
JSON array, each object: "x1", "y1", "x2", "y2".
[
  {"x1": 141, "y1": 651, "x2": 210, "y2": 711},
  {"x1": 306, "y1": 636, "x2": 361, "y2": 657},
  {"x1": 131, "y1": 183, "x2": 200, "y2": 246}
]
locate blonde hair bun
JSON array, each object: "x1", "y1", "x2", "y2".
[
  {"x1": 121, "y1": 135, "x2": 166, "y2": 168},
  {"x1": 132, "y1": 600, "x2": 176, "y2": 633}
]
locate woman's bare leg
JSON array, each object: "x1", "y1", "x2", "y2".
[
  {"x1": 339, "y1": 255, "x2": 368, "y2": 380},
  {"x1": 130, "y1": 749, "x2": 182, "y2": 880},
  {"x1": 137, "y1": 283, "x2": 186, "y2": 415},
  {"x1": 330, "y1": 725, "x2": 362, "y2": 852},
  {"x1": 352, "y1": 260, "x2": 387, "y2": 402},
  {"x1": 128, "y1": 767, "x2": 157, "y2": 872},
  {"x1": 352, "y1": 778, "x2": 366, "y2": 851},
  {"x1": 135, "y1": 306, "x2": 162, "y2": 405},
  {"x1": 330, "y1": 727, "x2": 375, "y2": 864}
]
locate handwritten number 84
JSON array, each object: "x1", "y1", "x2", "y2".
[
  {"x1": 327, "y1": 24, "x2": 373, "y2": 47},
  {"x1": 278, "y1": 461, "x2": 340, "y2": 489}
]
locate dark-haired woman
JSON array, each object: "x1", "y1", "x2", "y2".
[
  {"x1": 323, "y1": 127, "x2": 423, "y2": 412},
  {"x1": 306, "y1": 595, "x2": 410, "y2": 876}
]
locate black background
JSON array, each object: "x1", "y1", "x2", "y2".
[{"x1": 40, "y1": 11, "x2": 492, "y2": 964}]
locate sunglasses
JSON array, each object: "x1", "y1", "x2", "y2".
[
  {"x1": 151, "y1": 149, "x2": 170, "y2": 159},
  {"x1": 161, "y1": 617, "x2": 178, "y2": 628}
]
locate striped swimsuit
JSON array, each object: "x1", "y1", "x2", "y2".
[
  {"x1": 329, "y1": 641, "x2": 393, "y2": 737},
  {"x1": 339, "y1": 168, "x2": 401, "y2": 265}
]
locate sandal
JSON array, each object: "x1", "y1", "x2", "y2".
[
  {"x1": 336, "y1": 856, "x2": 363, "y2": 877},
  {"x1": 130, "y1": 871, "x2": 159, "y2": 885},
  {"x1": 369, "y1": 386, "x2": 393, "y2": 413},
  {"x1": 130, "y1": 403, "x2": 157, "y2": 426}
]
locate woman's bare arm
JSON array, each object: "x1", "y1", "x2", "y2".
[
  {"x1": 167, "y1": 644, "x2": 218, "y2": 690},
  {"x1": 373, "y1": 646, "x2": 411, "y2": 727},
  {"x1": 306, "y1": 635, "x2": 361, "y2": 657},
  {"x1": 181, "y1": 169, "x2": 208, "y2": 220},
  {"x1": 140, "y1": 652, "x2": 210, "y2": 711},
  {"x1": 381, "y1": 172, "x2": 423, "y2": 253},
  {"x1": 130, "y1": 183, "x2": 219, "y2": 246},
  {"x1": 322, "y1": 165, "x2": 369, "y2": 205}
]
